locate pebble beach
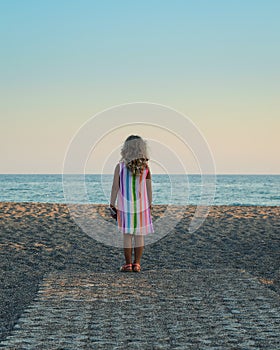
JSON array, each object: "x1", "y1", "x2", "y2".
[{"x1": 0, "y1": 202, "x2": 280, "y2": 349}]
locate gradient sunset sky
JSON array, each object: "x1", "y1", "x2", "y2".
[{"x1": 1, "y1": 0, "x2": 279, "y2": 174}]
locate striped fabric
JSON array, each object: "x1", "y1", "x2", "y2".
[{"x1": 117, "y1": 161, "x2": 154, "y2": 234}]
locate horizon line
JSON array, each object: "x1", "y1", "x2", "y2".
[{"x1": 0, "y1": 173, "x2": 280, "y2": 176}]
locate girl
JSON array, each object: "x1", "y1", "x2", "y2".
[{"x1": 110, "y1": 135, "x2": 154, "y2": 272}]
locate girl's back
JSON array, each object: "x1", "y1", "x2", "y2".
[{"x1": 117, "y1": 160, "x2": 153, "y2": 234}]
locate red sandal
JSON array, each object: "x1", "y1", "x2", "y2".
[
  {"x1": 120, "y1": 264, "x2": 133, "y2": 272},
  {"x1": 132, "y1": 263, "x2": 141, "y2": 272}
]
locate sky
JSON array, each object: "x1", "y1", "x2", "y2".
[{"x1": 0, "y1": 0, "x2": 279, "y2": 174}]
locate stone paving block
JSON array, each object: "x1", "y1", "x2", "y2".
[{"x1": 0, "y1": 269, "x2": 280, "y2": 349}]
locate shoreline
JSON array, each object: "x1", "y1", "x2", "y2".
[
  {"x1": 1, "y1": 200, "x2": 280, "y2": 206},
  {"x1": 1, "y1": 201, "x2": 279, "y2": 221},
  {"x1": 0, "y1": 202, "x2": 279, "y2": 341}
]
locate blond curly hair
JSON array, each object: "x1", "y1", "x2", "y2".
[{"x1": 121, "y1": 135, "x2": 149, "y2": 175}]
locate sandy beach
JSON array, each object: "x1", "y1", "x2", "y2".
[{"x1": 0, "y1": 202, "x2": 280, "y2": 346}]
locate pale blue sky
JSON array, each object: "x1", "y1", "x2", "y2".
[{"x1": 1, "y1": 0, "x2": 279, "y2": 173}]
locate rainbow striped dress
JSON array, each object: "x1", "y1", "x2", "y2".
[{"x1": 117, "y1": 161, "x2": 154, "y2": 234}]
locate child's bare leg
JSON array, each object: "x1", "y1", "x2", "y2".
[
  {"x1": 123, "y1": 234, "x2": 133, "y2": 264},
  {"x1": 134, "y1": 235, "x2": 144, "y2": 265}
]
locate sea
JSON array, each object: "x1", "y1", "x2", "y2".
[{"x1": 0, "y1": 174, "x2": 279, "y2": 206}]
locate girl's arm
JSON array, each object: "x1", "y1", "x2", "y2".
[
  {"x1": 110, "y1": 163, "x2": 120, "y2": 207},
  {"x1": 146, "y1": 166, "x2": 152, "y2": 208}
]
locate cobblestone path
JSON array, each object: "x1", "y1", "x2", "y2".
[{"x1": 0, "y1": 269, "x2": 280, "y2": 349}]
